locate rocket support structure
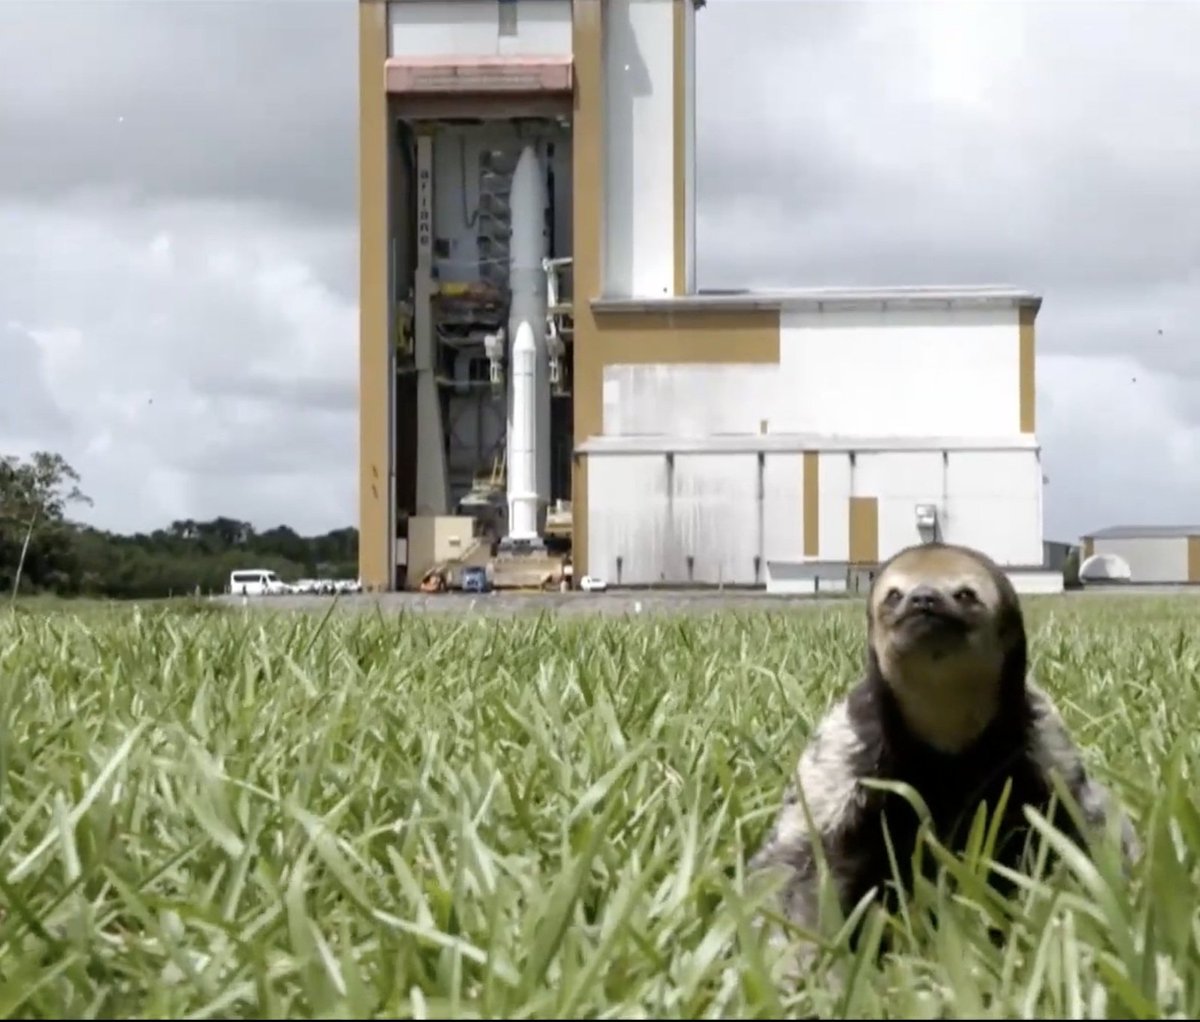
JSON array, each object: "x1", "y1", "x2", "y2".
[{"x1": 413, "y1": 132, "x2": 449, "y2": 516}]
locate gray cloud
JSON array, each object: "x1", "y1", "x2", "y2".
[
  {"x1": 0, "y1": 195, "x2": 358, "y2": 534},
  {"x1": 204, "y1": 373, "x2": 358, "y2": 416},
  {"x1": 0, "y1": 0, "x2": 356, "y2": 221},
  {"x1": 1038, "y1": 353, "x2": 1200, "y2": 535},
  {"x1": 0, "y1": 322, "x2": 74, "y2": 443},
  {"x1": 696, "y1": 0, "x2": 1200, "y2": 414},
  {"x1": 0, "y1": 0, "x2": 1197, "y2": 545},
  {"x1": 698, "y1": 1, "x2": 1200, "y2": 298}
]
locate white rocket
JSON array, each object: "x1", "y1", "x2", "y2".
[
  {"x1": 505, "y1": 144, "x2": 550, "y2": 544},
  {"x1": 506, "y1": 321, "x2": 539, "y2": 541}
]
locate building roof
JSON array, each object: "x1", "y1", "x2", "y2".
[
  {"x1": 1085, "y1": 525, "x2": 1200, "y2": 540},
  {"x1": 592, "y1": 285, "x2": 1043, "y2": 316},
  {"x1": 578, "y1": 434, "x2": 1038, "y2": 455}
]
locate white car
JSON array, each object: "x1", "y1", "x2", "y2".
[
  {"x1": 228, "y1": 569, "x2": 290, "y2": 596},
  {"x1": 578, "y1": 575, "x2": 608, "y2": 592}
]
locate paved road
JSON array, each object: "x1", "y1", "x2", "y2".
[
  {"x1": 212, "y1": 589, "x2": 853, "y2": 618},
  {"x1": 210, "y1": 584, "x2": 1200, "y2": 619}
]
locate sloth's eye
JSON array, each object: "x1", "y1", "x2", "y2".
[
  {"x1": 884, "y1": 587, "x2": 903, "y2": 606},
  {"x1": 953, "y1": 586, "x2": 978, "y2": 605}
]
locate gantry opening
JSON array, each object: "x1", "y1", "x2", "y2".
[{"x1": 389, "y1": 114, "x2": 575, "y2": 588}]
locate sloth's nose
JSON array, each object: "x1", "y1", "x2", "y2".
[{"x1": 908, "y1": 585, "x2": 942, "y2": 611}]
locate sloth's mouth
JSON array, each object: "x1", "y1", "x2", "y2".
[{"x1": 898, "y1": 605, "x2": 968, "y2": 633}]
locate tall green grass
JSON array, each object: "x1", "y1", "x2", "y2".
[{"x1": 0, "y1": 597, "x2": 1197, "y2": 1019}]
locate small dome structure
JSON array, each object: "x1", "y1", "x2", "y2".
[{"x1": 1078, "y1": 552, "x2": 1132, "y2": 584}]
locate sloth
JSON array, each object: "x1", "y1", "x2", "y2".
[{"x1": 748, "y1": 541, "x2": 1138, "y2": 968}]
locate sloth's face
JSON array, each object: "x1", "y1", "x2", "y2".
[
  {"x1": 870, "y1": 545, "x2": 1003, "y2": 663},
  {"x1": 869, "y1": 543, "x2": 1018, "y2": 750}
]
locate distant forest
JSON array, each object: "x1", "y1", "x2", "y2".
[{"x1": 1, "y1": 450, "x2": 357, "y2": 599}]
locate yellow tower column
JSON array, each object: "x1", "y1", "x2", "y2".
[
  {"x1": 570, "y1": 0, "x2": 699, "y2": 578},
  {"x1": 672, "y1": 0, "x2": 697, "y2": 297},
  {"x1": 357, "y1": 0, "x2": 391, "y2": 590}
]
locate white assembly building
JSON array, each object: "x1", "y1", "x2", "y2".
[{"x1": 357, "y1": 0, "x2": 1061, "y2": 595}]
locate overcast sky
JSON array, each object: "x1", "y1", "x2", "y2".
[{"x1": 1, "y1": 0, "x2": 1197, "y2": 542}]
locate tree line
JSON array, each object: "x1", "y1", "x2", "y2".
[{"x1": 1, "y1": 450, "x2": 357, "y2": 599}]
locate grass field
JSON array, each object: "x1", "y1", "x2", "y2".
[{"x1": 1, "y1": 596, "x2": 1198, "y2": 1019}]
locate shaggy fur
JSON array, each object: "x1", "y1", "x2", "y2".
[{"x1": 748, "y1": 541, "x2": 1138, "y2": 970}]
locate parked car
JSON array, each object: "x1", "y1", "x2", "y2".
[{"x1": 228, "y1": 569, "x2": 290, "y2": 596}]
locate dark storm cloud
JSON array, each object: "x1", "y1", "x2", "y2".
[{"x1": 0, "y1": 0, "x2": 356, "y2": 220}]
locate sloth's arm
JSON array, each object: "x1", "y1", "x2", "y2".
[
  {"x1": 746, "y1": 790, "x2": 825, "y2": 941},
  {"x1": 1026, "y1": 683, "x2": 1141, "y2": 867},
  {"x1": 748, "y1": 696, "x2": 867, "y2": 937}
]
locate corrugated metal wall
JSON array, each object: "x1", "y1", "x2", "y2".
[
  {"x1": 673, "y1": 454, "x2": 761, "y2": 584},
  {"x1": 586, "y1": 447, "x2": 1045, "y2": 584},
  {"x1": 586, "y1": 453, "x2": 765, "y2": 585},
  {"x1": 1093, "y1": 536, "x2": 1189, "y2": 583}
]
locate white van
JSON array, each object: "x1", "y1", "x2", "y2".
[{"x1": 228, "y1": 569, "x2": 290, "y2": 596}]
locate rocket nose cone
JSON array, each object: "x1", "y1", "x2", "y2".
[
  {"x1": 511, "y1": 144, "x2": 547, "y2": 203},
  {"x1": 512, "y1": 320, "x2": 537, "y2": 353},
  {"x1": 512, "y1": 144, "x2": 538, "y2": 185}
]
